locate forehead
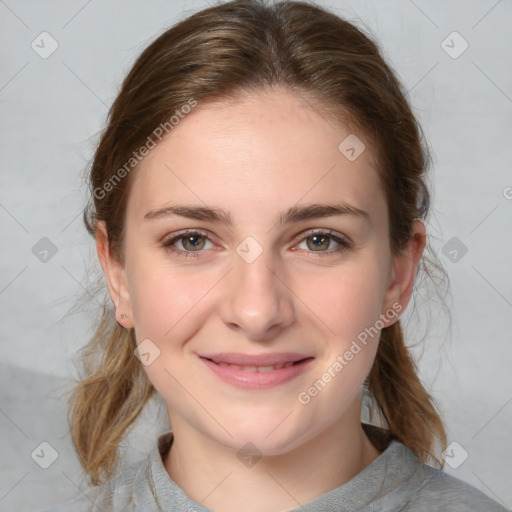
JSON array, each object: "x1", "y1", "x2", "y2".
[{"x1": 127, "y1": 88, "x2": 385, "y2": 224}]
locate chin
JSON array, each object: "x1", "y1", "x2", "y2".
[{"x1": 209, "y1": 416, "x2": 312, "y2": 457}]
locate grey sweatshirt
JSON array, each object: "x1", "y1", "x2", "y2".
[{"x1": 37, "y1": 427, "x2": 509, "y2": 512}]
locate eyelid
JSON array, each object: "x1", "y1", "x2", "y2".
[
  {"x1": 292, "y1": 227, "x2": 352, "y2": 246},
  {"x1": 162, "y1": 228, "x2": 212, "y2": 243},
  {"x1": 291, "y1": 228, "x2": 352, "y2": 256},
  {"x1": 161, "y1": 227, "x2": 352, "y2": 257},
  {"x1": 161, "y1": 228, "x2": 217, "y2": 257}
]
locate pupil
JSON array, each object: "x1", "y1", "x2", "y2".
[
  {"x1": 184, "y1": 235, "x2": 204, "y2": 251},
  {"x1": 310, "y1": 235, "x2": 328, "y2": 251}
]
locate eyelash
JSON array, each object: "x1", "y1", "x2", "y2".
[{"x1": 161, "y1": 229, "x2": 352, "y2": 258}]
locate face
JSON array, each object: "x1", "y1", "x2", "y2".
[{"x1": 99, "y1": 88, "x2": 423, "y2": 455}]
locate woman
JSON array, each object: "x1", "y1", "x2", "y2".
[{"x1": 38, "y1": 0, "x2": 508, "y2": 510}]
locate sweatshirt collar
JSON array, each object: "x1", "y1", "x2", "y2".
[{"x1": 140, "y1": 427, "x2": 421, "y2": 511}]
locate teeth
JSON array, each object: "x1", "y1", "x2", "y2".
[
  {"x1": 214, "y1": 361, "x2": 297, "y2": 371},
  {"x1": 257, "y1": 365, "x2": 275, "y2": 372}
]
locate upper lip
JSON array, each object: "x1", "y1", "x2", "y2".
[{"x1": 199, "y1": 352, "x2": 312, "y2": 366}]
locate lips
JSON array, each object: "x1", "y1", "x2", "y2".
[
  {"x1": 200, "y1": 352, "x2": 309, "y2": 366},
  {"x1": 214, "y1": 361, "x2": 295, "y2": 372},
  {"x1": 199, "y1": 352, "x2": 314, "y2": 390}
]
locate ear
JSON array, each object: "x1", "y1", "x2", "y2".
[
  {"x1": 96, "y1": 221, "x2": 134, "y2": 329},
  {"x1": 381, "y1": 219, "x2": 426, "y2": 326}
]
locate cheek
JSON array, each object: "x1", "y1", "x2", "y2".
[
  {"x1": 289, "y1": 264, "x2": 387, "y2": 431},
  {"x1": 127, "y1": 263, "x2": 215, "y2": 406},
  {"x1": 300, "y1": 258, "x2": 388, "y2": 343},
  {"x1": 124, "y1": 233, "x2": 212, "y2": 324},
  {"x1": 129, "y1": 263, "x2": 214, "y2": 341}
]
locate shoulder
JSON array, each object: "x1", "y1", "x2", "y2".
[
  {"x1": 400, "y1": 461, "x2": 509, "y2": 511},
  {"x1": 34, "y1": 458, "x2": 148, "y2": 512},
  {"x1": 33, "y1": 486, "x2": 104, "y2": 512},
  {"x1": 361, "y1": 425, "x2": 509, "y2": 512},
  {"x1": 34, "y1": 431, "x2": 178, "y2": 512}
]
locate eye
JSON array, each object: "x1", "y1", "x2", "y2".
[
  {"x1": 294, "y1": 229, "x2": 352, "y2": 255},
  {"x1": 161, "y1": 228, "x2": 352, "y2": 258},
  {"x1": 161, "y1": 230, "x2": 214, "y2": 257}
]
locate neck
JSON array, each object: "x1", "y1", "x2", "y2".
[{"x1": 163, "y1": 406, "x2": 382, "y2": 512}]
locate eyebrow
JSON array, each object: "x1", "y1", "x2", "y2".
[{"x1": 144, "y1": 202, "x2": 371, "y2": 226}]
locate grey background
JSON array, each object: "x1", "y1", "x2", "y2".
[{"x1": 1, "y1": 0, "x2": 511, "y2": 510}]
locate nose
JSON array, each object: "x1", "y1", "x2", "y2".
[{"x1": 219, "y1": 244, "x2": 296, "y2": 340}]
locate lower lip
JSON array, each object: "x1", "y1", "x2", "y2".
[{"x1": 200, "y1": 357, "x2": 314, "y2": 390}]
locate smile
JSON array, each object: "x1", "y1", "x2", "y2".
[
  {"x1": 199, "y1": 352, "x2": 314, "y2": 390},
  {"x1": 215, "y1": 361, "x2": 296, "y2": 371}
]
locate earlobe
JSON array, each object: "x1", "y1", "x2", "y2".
[
  {"x1": 382, "y1": 220, "x2": 426, "y2": 326},
  {"x1": 96, "y1": 221, "x2": 134, "y2": 328}
]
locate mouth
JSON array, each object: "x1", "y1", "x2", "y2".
[{"x1": 199, "y1": 352, "x2": 314, "y2": 390}]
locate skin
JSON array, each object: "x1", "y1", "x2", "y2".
[{"x1": 97, "y1": 87, "x2": 426, "y2": 512}]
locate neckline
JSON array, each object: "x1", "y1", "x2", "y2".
[
  {"x1": 156, "y1": 422, "x2": 396, "y2": 461},
  {"x1": 150, "y1": 424, "x2": 417, "y2": 511}
]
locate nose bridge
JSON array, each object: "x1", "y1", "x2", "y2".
[{"x1": 220, "y1": 236, "x2": 295, "y2": 337}]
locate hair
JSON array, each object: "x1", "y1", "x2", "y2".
[{"x1": 68, "y1": 0, "x2": 448, "y2": 486}]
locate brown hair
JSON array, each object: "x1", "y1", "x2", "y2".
[{"x1": 69, "y1": 0, "x2": 448, "y2": 486}]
